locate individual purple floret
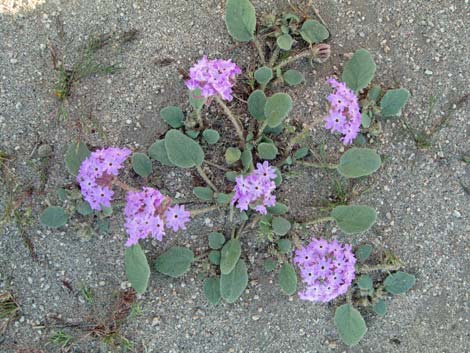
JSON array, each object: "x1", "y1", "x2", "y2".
[
  {"x1": 294, "y1": 238, "x2": 356, "y2": 303},
  {"x1": 185, "y1": 56, "x2": 241, "y2": 101},
  {"x1": 124, "y1": 187, "x2": 190, "y2": 247},
  {"x1": 77, "y1": 147, "x2": 132, "y2": 211},
  {"x1": 231, "y1": 161, "x2": 277, "y2": 215},
  {"x1": 324, "y1": 78, "x2": 361, "y2": 145}
]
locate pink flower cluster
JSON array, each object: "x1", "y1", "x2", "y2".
[
  {"x1": 124, "y1": 187, "x2": 190, "y2": 247},
  {"x1": 324, "y1": 78, "x2": 361, "y2": 145},
  {"x1": 77, "y1": 147, "x2": 131, "y2": 210},
  {"x1": 185, "y1": 56, "x2": 241, "y2": 101},
  {"x1": 231, "y1": 162, "x2": 277, "y2": 215},
  {"x1": 294, "y1": 238, "x2": 356, "y2": 303}
]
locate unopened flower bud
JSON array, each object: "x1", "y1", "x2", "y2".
[{"x1": 312, "y1": 43, "x2": 331, "y2": 63}]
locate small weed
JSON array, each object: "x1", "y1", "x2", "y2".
[
  {"x1": 0, "y1": 292, "x2": 20, "y2": 320},
  {"x1": 128, "y1": 302, "x2": 142, "y2": 320},
  {"x1": 80, "y1": 285, "x2": 94, "y2": 304},
  {"x1": 49, "y1": 330, "x2": 74, "y2": 348}
]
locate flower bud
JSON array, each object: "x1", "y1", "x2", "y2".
[{"x1": 312, "y1": 43, "x2": 331, "y2": 63}]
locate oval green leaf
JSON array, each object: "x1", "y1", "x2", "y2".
[
  {"x1": 160, "y1": 106, "x2": 184, "y2": 128},
  {"x1": 193, "y1": 186, "x2": 214, "y2": 201},
  {"x1": 300, "y1": 19, "x2": 329, "y2": 44},
  {"x1": 342, "y1": 49, "x2": 376, "y2": 93},
  {"x1": 131, "y1": 152, "x2": 152, "y2": 177},
  {"x1": 355, "y1": 244, "x2": 373, "y2": 262},
  {"x1": 277, "y1": 239, "x2": 292, "y2": 254},
  {"x1": 380, "y1": 88, "x2": 410, "y2": 117},
  {"x1": 334, "y1": 304, "x2": 367, "y2": 346},
  {"x1": 337, "y1": 148, "x2": 381, "y2": 178},
  {"x1": 208, "y1": 232, "x2": 226, "y2": 250},
  {"x1": 357, "y1": 275, "x2": 373, "y2": 290},
  {"x1": 257, "y1": 143, "x2": 278, "y2": 160},
  {"x1": 283, "y1": 69, "x2": 304, "y2": 86},
  {"x1": 294, "y1": 147, "x2": 309, "y2": 159},
  {"x1": 40, "y1": 206, "x2": 68, "y2": 228},
  {"x1": 272, "y1": 216, "x2": 291, "y2": 236},
  {"x1": 276, "y1": 33, "x2": 294, "y2": 50},
  {"x1": 202, "y1": 129, "x2": 220, "y2": 145},
  {"x1": 164, "y1": 129, "x2": 204, "y2": 168},
  {"x1": 76, "y1": 200, "x2": 93, "y2": 216},
  {"x1": 331, "y1": 205, "x2": 377, "y2": 234},
  {"x1": 204, "y1": 277, "x2": 221, "y2": 305},
  {"x1": 373, "y1": 299, "x2": 387, "y2": 317},
  {"x1": 225, "y1": 0, "x2": 256, "y2": 42},
  {"x1": 208, "y1": 250, "x2": 221, "y2": 265},
  {"x1": 125, "y1": 244, "x2": 150, "y2": 294},
  {"x1": 220, "y1": 259, "x2": 248, "y2": 303},
  {"x1": 65, "y1": 142, "x2": 91, "y2": 176},
  {"x1": 248, "y1": 90, "x2": 267, "y2": 121},
  {"x1": 254, "y1": 66, "x2": 273, "y2": 85},
  {"x1": 225, "y1": 147, "x2": 241, "y2": 164},
  {"x1": 148, "y1": 140, "x2": 174, "y2": 166},
  {"x1": 154, "y1": 247, "x2": 195, "y2": 278},
  {"x1": 384, "y1": 271, "x2": 416, "y2": 294},
  {"x1": 220, "y1": 239, "x2": 242, "y2": 275},
  {"x1": 278, "y1": 263, "x2": 297, "y2": 295},
  {"x1": 265, "y1": 93, "x2": 293, "y2": 128},
  {"x1": 267, "y1": 202, "x2": 289, "y2": 215}
]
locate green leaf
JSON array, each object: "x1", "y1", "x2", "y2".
[
  {"x1": 225, "y1": 147, "x2": 241, "y2": 164},
  {"x1": 102, "y1": 206, "x2": 113, "y2": 217},
  {"x1": 154, "y1": 247, "x2": 194, "y2": 278},
  {"x1": 193, "y1": 187, "x2": 214, "y2": 201},
  {"x1": 331, "y1": 205, "x2": 377, "y2": 234},
  {"x1": 160, "y1": 106, "x2": 184, "y2": 128},
  {"x1": 264, "y1": 259, "x2": 277, "y2": 272},
  {"x1": 220, "y1": 239, "x2": 242, "y2": 275},
  {"x1": 367, "y1": 85, "x2": 381, "y2": 102},
  {"x1": 225, "y1": 0, "x2": 256, "y2": 42},
  {"x1": 186, "y1": 130, "x2": 200, "y2": 139},
  {"x1": 65, "y1": 142, "x2": 91, "y2": 176},
  {"x1": 216, "y1": 193, "x2": 232, "y2": 205},
  {"x1": 208, "y1": 250, "x2": 221, "y2": 265},
  {"x1": 299, "y1": 19, "x2": 329, "y2": 44},
  {"x1": 384, "y1": 271, "x2": 416, "y2": 294},
  {"x1": 57, "y1": 188, "x2": 68, "y2": 201},
  {"x1": 267, "y1": 202, "x2": 289, "y2": 215},
  {"x1": 125, "y1": 244, "x2": 150, "y2": 294},
  {"x1": 189, "y1": 89, "x2": 205, "y2": 111},
  {"x1": 148, "y1": 140, "x2": 175, "y2": 166},
  {"x1": 164, "y1": 129, "x2": 204, "y2": 168},
  {"x1": 278, "y1": 263, "x2": 297, "y2": 295},
  {"x1": 357, "y1": 275, "x2": 373, "y2": 290},
  {"x1": 273, "y1": 167, "x2": 282, "y2": 186},
  {"x1": 76, "y1": 200, "x2": 93, "y2": 216},
  {"x1": 361, "y1": 112, "x2": 371, "y2": 128},
  {"x1": 204, "y1": 277, "x2": 221, "y2": 305},
  {"x1": 276, "y1": 33, "x2": 294, "y2": 50},
  {"x1": 241, "y1": 149, "x2": 253, "y2": 171},
  {"x1": 294, "y1": 147, "x2": 309, "y2": 159},
  {"x1": 355, "y1": 244, "x2": 373, "y2": 262},
  {"x1": 265, "y1": 93, "x2": 293, "y2": 128},
  {"x1": 335, "y1": 304, "x2": 367, "y2": 346},
  {"x1": 208, "y1": 232, "x2": 226, "y2": 250},
  {"x1": 373, "y1": 299, "x2": 387, "y2": 317},
  {"x1": 337, "y1": 148, "x2": 381, "y2": 178},
  {"x1": 283, "y1": 69, "x2": 304, "y2": 86},
  {"x1": 220, "y1": 259, "x2": 248, "y2": 303},
  {"x1": 254, "y1": 66, "x2": 273, "y2": 85},
  {"x1": 257, "y1": 143, "x2": 278, "y2": 160},
  {"x1": 225, "y1": 171, "x2": 238, "y2": 182},
  {"x1": 202, "y1": 129, "x2": 220, "y2": 145},
  {"x1": 277, "y1": 239, "x2": 292, "y2": 254},
  {"x1": 40, "y1": 206, "x2": 68, "y2": 228},
  {"x1": 342, "y1": 49, "x2": 376, "y2": 92},
  {"x1": 131, "y1": 152, "x2": 152, "y2": 177},
  {"x1": 272, "y1": 217, "x2": 291, "y2": 236},
  {"x1": 248, "y1": 90, "x2": 267, "y2": 121},
  {"x1": 380, "y1": 88, "x2": 410, "y2": 117}
]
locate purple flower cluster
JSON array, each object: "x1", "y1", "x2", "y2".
[
  {"x1": 231, "y1": 161, "x2": 277, "y2": 215},
  {"x1": 185, "y1": 56, "x2": 241, "y2": 101},
  {"x1": 294, "y1": 238, "x2": 356, "y2": 303},
  {"x1": 124, "y1": 187, "x2": 190, "y2": 247},
  {"x1": 324, "y1": 78, "x2": 361, "y2": 145},
  {"x1": 77, "y1": 147, "x2": 131, "y2": 210}
]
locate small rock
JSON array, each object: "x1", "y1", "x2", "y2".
[
  {"x1": 37, "y1": 144, "x2": 52, "y2": 158},
  {"x1": 453, "y1": 210, "x2": 461, "y2": 218},
  {"x1": 424, "y1": 69, "x2": 433, "y2": 75},
  {"x1": 252, "y1": 315, "x2": 260, "y2": 321}
]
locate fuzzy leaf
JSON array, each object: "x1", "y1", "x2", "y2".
[
  {"x1": 193, "y1": 187, "x2": 214, "y2": 201},
  {"x1": 148, "y1": 140, "x2": 174, "y2": 166},
  {"x1": 154, "y1": 247, "x2": 194, "y2": 278},
  {"x1": 257, "y1": 143, "x2": 278, "y2": 160},
  {"x1": 160, "y1": 106, "x2": 184, "y2": 128},
  {"x1": 202, "y1": 129, "x2": 220, "y2": 145},
  {"x1": 254, "y1": 66, "x2": 273, "y2": 85},
  {"x1": 300, "y1": 19, "x2": 329, "y2": 44},
  {"x1": 335, "y1": 304, "x2": 367, "y2": 346},
  {"x1": 248, "y1": 90, "x2": 267, "y2": 121},
  {"x1": 40, "y1": 206, "x2": 68, "y2": 228},
  {"x1": 131, "y1": 152, "x2": 152, "y2": 177},
  {"x1": 355, "y1": 244, "x2": 373, "y2": 262},
  {"x1": 76, "y1": 201, "x2": 93, "y2": 216},
  {"x1": 220, "y1": 239, "x2": 242, "y2": 274},
  {"x1": 278, "y1": 263, "x2": 297, "y2": 295},
  {"x1": 164, "y1": 129, "x2": 204, "y2": 168},
  {"x1": 380, "y1": 88, "x2": 410, "y2": 117},
  {"x1": 208, "y1": 250, "x2": 221, "y2": 265},
  {"x1": 267, "y1": 202, "x2": 289, "y2": 215},
  {"x1": 272, "y1": 217, "x2": 291, "y2": 236},
  {"x1": 220, "y1": 259, "x2": 248, "y2": 303},
  {"x1": 373, "y1": 299, "x2": 387, "y2": 316},
  {"x1": 204, "y1": 277, "x2": 221, "y2": 305},
  {"x1": 225, "y1": 147, "x2": 241, "y2": 164},
  {"x1": 208, "y1": 232, "x2": 226, "y2": 250},
  {"x1": 384, "y1": 271, "x2": 416, "y2": 294},
  {"x1": 125, "y1": 244, "x2": 150, "y2": 294},
  {"x1": 264, "y1": 259, "x2": 277, "y2": 272},
  {"x1": 337, "y1": 148, "x2": 381, "y2": 178},
  {"x1": 283, "y1": 69, "x2": 304, "y2": 86},
  {"x1": 225, "y1": 0, "x2": 256, "y2": 42},
  {"x1": 357, "y1": 275, "x2": 373, "y2": 290},
  {"x1": 342, "y1": 49, "x2": 376, "y2": 92},
  {"x1": 331, "y1": 205, "x2": 377, "y2": 234},
  {"x1": 265, "y1": 93, "x2": 293, "y2": 128},
  {"x1": 277, "y1": 239, "x2": 292, "y2": 254},
  {"x1": 65, "y1": 142, "x2": 90, "y2": 176},
  {"x1": 294, "y1": 147, "x2": 309, "y2": 159},
  {"x1": 277, "y1": 33, "x2": 294, "y2": 50}
]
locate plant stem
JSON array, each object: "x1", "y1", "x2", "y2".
[
  {"x1": 112, "y1": 179, "x2": 138, "y2": 192},
  {"x1": 214, "y1": 96, "x2": 245, "y2": 145},
  {"x1": 273, "y1": 49, "x2": 312, "y2": 71},
  {"x1": 253, "y1": 38, "x2": 266, "y2": 65},
  {"x1": 297, "y1": 161, "x2": 339, "y2": 169},
  {"x1": 189, "y1": 205, "x2": 220, "y2": 217},
  {"x1": 195, "y1": 165, "x2": 218, "y2": 192},
  {"x1": 269, "y1": 46, "x2": 281, "y2": 67},
  {"x1": 204, "y1": 160, "x2": 229, "y2": 172},
  {"x1": 358, "y1": 263, "x2": 403, "y2": 274},
  {"x1": 255, "y1": 120, "x2": 269, "y2": 143},
  {"x1": 298, "y1": 216, "x2": 334, "y2": 227}
]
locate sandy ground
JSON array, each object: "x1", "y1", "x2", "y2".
[{"x1": 0, "y1": 0, "x2": 469, "y2": 352}]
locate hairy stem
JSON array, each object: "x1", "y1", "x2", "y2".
[
  {"x1": 113, "y1": 179, "x2": 138, "y2": 192},
  {"x1": 358, "y1": 263, "x2": 403, "y2": 274},
  {"x1": 204, "y1": 160, "x2": 229, "y2": 172},
  {"x1": 297, "y1": 216, "x2": 334, "y2": 227},
  {"x1": 214, "y1": 96, "x2": 245, "y2": 144},
  {"x1": 273, "y1": 49, "x2": 312, "y2": 71},
  {"x1": 297, "y1": 161, "x2": 339, "y2": 169},
  {"x1": 255, "y1": 120, "x2": 269, "y2": 143},
  {"x1": 269, "y1": 46, "x2": 281, "y2": 67},
  {"x1": 253, "y1": 38, "x2": 266, "y2": 65},
  {"x1": 189, "y1": 205, "x2": 220, "y2": 217},
  {"x1": 195, "y1": 165, "x2": 218, "y2": 192}
]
